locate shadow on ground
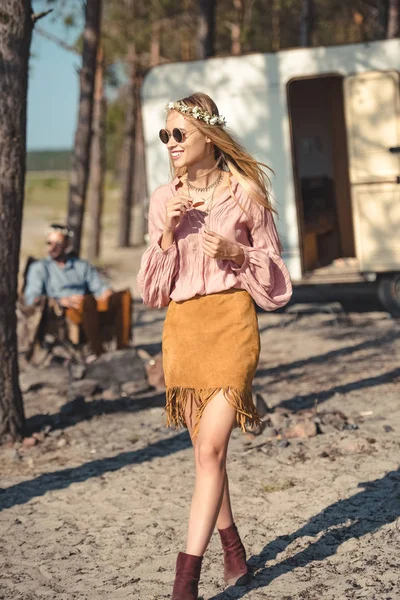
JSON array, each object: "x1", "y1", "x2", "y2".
[
  {"x1": 256, "y1": 332, "x2": 398, "y2": 380},
  {"x1": 255, "y1": 331, "x2": 400, "y2": 412},
  {"x1": 209, "y1": 468, "x2": 400, "y2": 599},
  {"x1": 25, "y1": 390, "x2": 167, "y2": 436},
  {"x1": 0, "y1": 430, "x2": 191, "y2": 512}
]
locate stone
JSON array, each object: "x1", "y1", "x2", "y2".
[
  {"x1": 48, "y1": 429, "x2": 64, "y2": 438},
  {"x1": 121, "y1": 380, "x2": 150, "y2": 396},
  {"x1": 69, "y1": 379, "x2": 100, "y2": 398},
  {"x1": 102, "y1": 388, "x2": 120, "y2": 401},
  {"x1": 68, "y1": 360, "x2": 86, "y2": 381},
  {"x1": 384, "y1": 425, "x2": 394, "y2": 433},
  {"x1": 5, "y1": 448, "x2": 21, "y2": 462},
  {"x1": 318, "y1": 410, "x2": 348, "y2": 432},
  {"x1": 85, "y1": 348, "x2": 148, "y2": 393},
  {"x1": 262, "y1": 426, "x2": 278, "y2": 440},
  {"x1": 20, "y1": 364, "x2": 70, "y2": 394},
  {"x1": 284, "y1": 419, "x2": 318, "y2": 439},
  {"x1": 22, "y1": 437, "x2": 38, "y2": 448},
  {"x1": 247, "y1": 421, "x2": 265, "y2": 436},
  {"x1": 137, "y1": 349, "x2": 165, "y2": 390},
  {"x1": 254, "y1": 393, "x2": 270, "y2": 418},
  {"x1": 277, "y1": 439, "x2": 290, "y2": 449},
  {"x1": 267, "y1": 412, "x2": 289, "y2": 430}
]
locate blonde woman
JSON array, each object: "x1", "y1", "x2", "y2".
[{"x1": 137, "y1": 92, "x2": 292, "y2": 599}]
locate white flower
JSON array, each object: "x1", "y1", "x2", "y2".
[{"x1": 164, "y1": 101, "x2": 226, "y2": 126}]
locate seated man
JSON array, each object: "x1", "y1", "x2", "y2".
[{"x1": 24, "y1": 224, "x2": 132, "y2": 357}]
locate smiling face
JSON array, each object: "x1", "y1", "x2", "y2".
[
  {"x1": 46, "y1": 231, "x2": 68, "y2": 260},
  {"x1": 164, "y1": 110, "x2": 212, "y2": 169}
]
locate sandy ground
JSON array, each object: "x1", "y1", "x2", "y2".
[{"x1": 1, "y1": 293, "x2": 400, "y2": 599}]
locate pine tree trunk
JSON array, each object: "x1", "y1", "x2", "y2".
[
  {"x1": 182, "y1": 0, "x2": 191, "y2": 60},
  {"x1": 299, "y1": 0, "x2": 314, "y2": 47},
  {"x1": 87, "y1": 45, "x2": 106, "y2": 262},
  {"x1": 150, "y1": 20, "x2": 160, "y2": 67},
  {"x1": 387, "y1": 0, "x2": 400, "y2": 38},
  {"x1": 231, "y1": 0, "x2": 243, "y2": 56},
  {"x1": 118, "y1": 45, "x2": 136, "y2": 248},
  {"x1": 0, "y1": 0, "x2": 33, "y2": 443},
  {"x1": 198, "y1": 0, "x2": 216, "y2": 58},
  {"x1": 271, "y1": 0, "x2": 281, "y2": 51},
  {"x1": 67, "y1": 0, "x2": 102, "y2": 256},
  {"x1": 131, "y1": 79, "x2": 147, "y2": 246}
]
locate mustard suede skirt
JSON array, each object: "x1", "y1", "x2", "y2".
[{"x1": 162, "y1": 289, "x2": 261, "y2": 436}]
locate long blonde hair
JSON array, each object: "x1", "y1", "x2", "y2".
[{"x1": 169, "y1": 92, "x2": 276, "y2": 213}]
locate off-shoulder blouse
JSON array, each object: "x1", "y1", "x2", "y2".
[{"x1": 137, "y1": 175, "x2": 292, "y2": 311}]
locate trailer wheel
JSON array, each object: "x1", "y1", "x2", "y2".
[{"x1": 378, "y1": 273, "x2": 400, "y2": 317}]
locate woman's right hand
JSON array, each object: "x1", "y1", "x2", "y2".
[{"x1": 163, "y1": 194, "x2": 192, "y2": 233}]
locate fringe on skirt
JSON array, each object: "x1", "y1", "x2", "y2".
[
  {"x1": 162, "y1": 289, "x2": 261, "y2": 438},
  {"x1": 165, "y1": 386, "x2": 261, "y2": 437}
]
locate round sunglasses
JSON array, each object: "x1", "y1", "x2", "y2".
[{"x1": 159, "y1": 127, "x2": 197, "y2": 144}]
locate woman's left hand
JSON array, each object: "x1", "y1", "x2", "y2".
[{"x1": 202, "y1": 230, "x2": 245, "y2": 267}]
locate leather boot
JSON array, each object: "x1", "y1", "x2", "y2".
[
  {"x1": 171, "y1": 552, "x2": 203, "y2": 600},
  {"x1": 218, "y1": 523, "x2": 251, "y2": 587}
]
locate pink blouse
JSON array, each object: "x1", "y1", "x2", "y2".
[{"x1": 137, "y1": 175, "x2": 292, "y2": 311}]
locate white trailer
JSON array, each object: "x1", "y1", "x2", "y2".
[{"x1": 141, "y1": 39, "x2": 400, "y2": 315}]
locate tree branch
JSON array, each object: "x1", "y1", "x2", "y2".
[
  {"x1": 35, "y1": 25, "x2": 79, "y2": 54},
  {"x1": 32, "y1": 9, "x2": 54, "y2": 24}
]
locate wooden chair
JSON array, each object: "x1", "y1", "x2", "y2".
[{"x1": 17, "y1": 256, "x2": 132, "y2": 365}]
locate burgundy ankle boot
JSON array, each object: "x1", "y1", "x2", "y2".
[
  {"x1": 218, "y1": 523, "x2": 252, "y2": 587},
  {"x1": 171, "y1": 552, "x2": 203, "y2": 600}
]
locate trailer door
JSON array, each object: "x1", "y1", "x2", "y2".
[{"x1": 344, "y1": 70, "x2": 400, "y2": 272}]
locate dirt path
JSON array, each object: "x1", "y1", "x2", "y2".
[{"x1": 1, "y1": 305, "x2": 400, "y2": 600}]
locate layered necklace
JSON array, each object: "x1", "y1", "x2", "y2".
[
  {"x1": 187, "y1": 172, "x2": 223, "y2": 195},
  {"x1": 186, "y1": 172, "x2": 223, "y2": 211},
  {"x1": 186, "y1": 171, "x2": 223, "y2": 230}
]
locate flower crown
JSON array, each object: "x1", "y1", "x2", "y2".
[{"x1": 165, "y1": 101, "x2": 226, "y2": 126}]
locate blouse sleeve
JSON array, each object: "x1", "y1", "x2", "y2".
[
  {"x1": 228, "y1": 202, "x2": 292, "y2": 311},
  {"x1": 137, "y1": 188, "x2": 179, "y2": 308}
]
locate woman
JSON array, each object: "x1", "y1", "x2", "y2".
[{"x1": 137, "y1": 92, "x2": 292, "y2": 599}]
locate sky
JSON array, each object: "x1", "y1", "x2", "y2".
[{"x1": 27, "y1": 11, "x2": 80, "y2": 151}]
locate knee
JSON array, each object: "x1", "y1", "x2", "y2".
[{"x1": 195, "y1": 442, "x2": 226, "y2": 472}]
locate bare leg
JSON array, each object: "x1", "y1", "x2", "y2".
[
  {"x1": 216, "y1": 472, "x2": 234, "y2": 531},
  {"x1": 183, "y1": 391, "x2": 236, "y2": 557},
  {"x1": 184, "y1": 398, "x2": 235, "y2": 534}
]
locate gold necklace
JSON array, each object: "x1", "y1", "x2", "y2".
[
  {"x1": 187, "y1": 172, "x2": 223, "y2": 195},
  {"x1": 187, "y1": 181, "x2": 216, "y2": 213},
  {"x1": 186, "y1": 175, "x2": 221, "y2": 232}
]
